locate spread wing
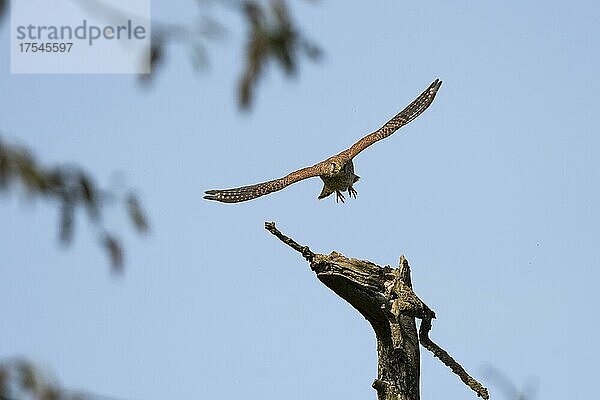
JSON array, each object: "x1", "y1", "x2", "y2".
[
  {"x1": 338, "y1": 79, "x2": 442, "y2": 161},
  {"x1": 205, "y1": 79, "x2": 441, "y2": 204},
  {"x1": 204, "y1": 163, "x2": 326, "y2": 203}
]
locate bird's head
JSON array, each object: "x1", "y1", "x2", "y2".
[{"x1": 328, "y1": 160, "x2": 343, "y2": 176}]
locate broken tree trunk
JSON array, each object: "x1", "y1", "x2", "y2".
[{"x1": 265, "y1": 222, "x2": 488, "y2": 400}]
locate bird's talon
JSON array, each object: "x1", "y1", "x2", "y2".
[{"x1": 348, "y1": 187, "x2": 358, "y2": 199}]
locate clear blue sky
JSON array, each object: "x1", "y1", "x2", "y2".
[{"x1": 1, "y1": 1, "x2": 598, "y2": 399}]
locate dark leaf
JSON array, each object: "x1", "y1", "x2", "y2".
[
  {"x1": 103, "y1": 234, "x2": 124, "y2": 273},
  {"x1": 79, "y1": 174, "x2": 99, "y2": 220},
  {"x1": 0, "y1": 142, "x2": 11, "y2": 189},
  {"x1": 149, "y1": 41, "x2": 163, "y2": 71},
  {"x1": 139, "y1": 40, "x2": 164, "y2": 85},
  {"x1": 126, "y1": 194, "x2": 149, "y2": 233},
  {"x1": 79, "y1": 174, "x2": 94, "y2": 202},
  {"x1": 272, "y1": 40, "x2": 296, "y2": 75},
  {"x1": 59, "y1": 200, "x2": 74, "y2": 244}
]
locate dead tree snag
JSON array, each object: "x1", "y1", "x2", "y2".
[{"x1": 265, "y1": 221, "x2": 488, "y2": 400}]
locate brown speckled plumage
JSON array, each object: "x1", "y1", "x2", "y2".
[{"x1": 204, "y1": 79, "x2": 442, "y2": 204}]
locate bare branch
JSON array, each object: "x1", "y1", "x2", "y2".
[
  {"x1": 419, "y1": 317, "x2": 489, "y2": 399},
  {"x1": 264, "y1": 221, "x2": 314, "y2": 261}
]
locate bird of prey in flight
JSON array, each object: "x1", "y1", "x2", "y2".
[{"x1": 204, "y1": 79, "x2": 442, "y2": 204}]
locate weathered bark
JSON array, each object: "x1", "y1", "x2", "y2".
[{"x1": 265, "y1": 222, "x2": 488, "y2": 400}]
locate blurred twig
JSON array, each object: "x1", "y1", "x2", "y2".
[
  {"x1": 237, "y1": 0, "x2": 321, "y2": 108},
  {"x1": 0, "y1": 136, "x2": 149, "y2": 272},
  {"x1": 142, "y1": 0, "x2": 321, "y2": 109},
  {"x1": 0, "y1": 358, "x2": 80, "y2": 400},
  {"x1": 0, "y1": 358, "x2": 137, "y2": 400}
]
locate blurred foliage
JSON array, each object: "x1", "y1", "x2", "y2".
[
  {"x1": 237, "y1": 0, "x2": 321, "y2": 108},
  {"x1": 0, "y1": 358, "x2": 85, "y2": 400},
  {"x1": 141, "y1": 0, "x2": 321, "y2": 108},
  {"x1": 483, "y1": 366, "x2": 539, "y2": 400},
  {"x1": 0, "y1": 136, "x2": 149, "y2": 272},
  {"x1": 0, "y1": 358, "x2": 134, "y2": 400},
  {"x1": 139, "y1": 17, "x2": 221, "y2": 86},
  {"x1": 3, "y1": 1, "x2": 320, "y2": 109}
]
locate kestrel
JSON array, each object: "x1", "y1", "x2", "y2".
[{"x1": 204, "y1": 79, "x2": 442, "y2": 203}]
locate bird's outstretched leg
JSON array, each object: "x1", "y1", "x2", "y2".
[
  {"x1": 335, "y1": 191, "x2": 346, "y2": 203},
  {"x1": 348, "y1": 186, "x2": 358, "y2": 199}
]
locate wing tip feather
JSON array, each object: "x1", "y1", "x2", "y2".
[{"x1": 431, "y1": 78, "x2": 442, "y2": 94}]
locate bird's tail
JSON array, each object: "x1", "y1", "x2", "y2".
[{"x1": 317, "y1": 185, "x2": 334, "y2": 200}]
